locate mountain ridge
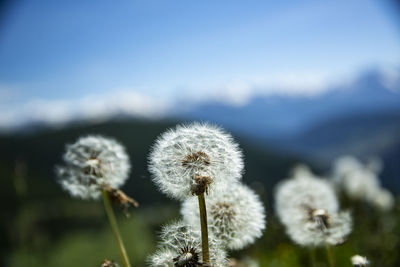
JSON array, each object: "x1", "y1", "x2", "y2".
[{"x1": 180, "y1": 67, "x2": 400, "y2": 139}]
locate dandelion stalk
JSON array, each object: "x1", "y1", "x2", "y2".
[
  {"x1": 148, "y1": 123, "x2": 245, "y2": 266},
  {"x1": 325, "y1": 244, "x2": 335, "y2": 267},
  {"x1": 309, "y1": 248, "x2": 317, "y2": 267},
  {"x1": 198, "y1": 193, "x2": 210, "y2": 266},
  {"x1": 102, "y1": 188, "x2": 131, "y2": 267}
]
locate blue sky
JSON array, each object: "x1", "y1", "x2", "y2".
[{"x1": 0, "y1": 0, "x2": 399, "y2": 127}]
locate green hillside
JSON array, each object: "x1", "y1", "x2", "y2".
[
  {"x1": 0, "y1": 119, "x2": 399, "y2": 266},
  {"x1": 0, "y1": 119, "x2": 299, "y2": 203},
  {"x1": 0, "y1": 119, "x2": 301, "y2": 266}
]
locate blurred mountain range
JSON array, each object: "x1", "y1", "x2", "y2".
[
  {"x1": 179, "y1": 67, "x2": 400, "y2": 164},
  {"x1": 177, "y1": 67, "x2": 400, "y2": 189},
  {"x1": 0, "y1": 67, "x2": 399, "y2": 192},
  {"x1": 180, "y1": 68, "x2": 400, "y2": 139}
]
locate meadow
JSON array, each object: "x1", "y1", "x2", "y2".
[{"x1": 1, "y1": 120, "x2": 398, "y2": 267}]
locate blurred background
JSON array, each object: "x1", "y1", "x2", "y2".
[{"x1": 0, "y1": 0, "x2": 399, "y2": 266}]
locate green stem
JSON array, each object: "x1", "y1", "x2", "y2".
[
  {"x1": 309, "y1": 248, "x2": 317, "y2": 267},
  {"x1": 325, "y1": 244, "x2": 335, "y2": 267},
  {"x1": 198, "y1": 193, "x2": 210, "y2": 266},
  {"x1": 102, "y1": 189, "x2": 131, "y2": 267}
]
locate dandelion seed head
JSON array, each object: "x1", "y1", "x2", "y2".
[
  {"x1": 149, "y1": 220, "x2": 227, "y2": 267},
  {"x1": 351, "y1": 255, "x2": 370, "y2": 266},
  {"x1": 332, "y1": 155, "x2": 379, "y2": 200},
  {"x1": 333, "y1": 155, "x2": 363, "y2": 180},
  {"x1": 340, "y1": 168, "x2": 379, "y2": 201},
  {"x1": 275, "y1": 174, "x2": 338, "y2": 228},
  {"x1": 286, "y1": 208, "x2": 352, "y2": 247},
  {"x1": 56, "y1": 135, "x2": 130, "y2": 199},
  {"x1": 290, "y1": 164, "x2": 313, "y2": 178},
  {"x1": 149, "y1": 122, "x2": 244, "y2": 200},
  {"x1": 373, "y1": 188, "x2": 394, "y2": 211},
  {"x1": 332, "y1": 155, "x2": 394, "y2": 211},
  {"x1": 182, "y1": 183, "x2": 266, "y2": 250},
  {"x1": 148, "y1": 248, "x2": 176, "y2": 267},
  {"x1": 275, "y1": 174, "x2": 352, "y2": 246},
  {"x1": 148, "y1": 247, "x2": 201, "y2": 267}
]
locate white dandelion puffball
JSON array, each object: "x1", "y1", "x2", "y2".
[
  {"x1": 56, "y1": 135, "x2": 130, "y2": 199},
  {"x1": 334, "y1": 163, "x2": 379, "y2": 201},
  {"x1": 182, "y1": 183, "x2": 266, "y2": 250},
  {"x1": 290, "y1": 164, "x2": 314, "y2": 179},
  {"x1": 148, "y1": 220, "x2": 227, "y2": 267},
  {"x1": 286, "y1": 210, "x2": 352, "y2": 246},
  {"x1": 332, "y1": 155, "x2": 379, "y2": 199},
  {"x1": 149, "y1": 123, "x2": 244, "y2": 200},
  {"x1": 351, "y1": 255, "x2": 370, "y2": 266},
  {"x1": 275, "y1": 175, "x2": 338, "y2": 228},
  {"x1": 332, "y1": 155, "x2": 363, "y2": 182},
  {"x1": 372, "y1": 188, "x2": 394, "y2": 211},
  {"x1": 148, "y1": 248, "x2": 176, "y2": 267},
  {"x1": 332, "y1": 155, "x2": 394, "y2": 211},
  {"x1": 275, "y1": 175, "x2": 352, "y2": 246}
]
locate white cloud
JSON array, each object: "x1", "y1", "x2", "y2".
[
  {"x1": 182, "y1": 70, "x2": 332, "y2": 107},
  {"x1": 78, "y1": 90, "x2": 170, "y2": 119},
  {"x1": 1, "y1": 66, "x2": 396, "y2": 131},
  {"x1": 0, "y1": 72, "x2": 344, "y2": 130},
  {"x1": 0, "y1": 89, "x2": 171, "y2": 130}
]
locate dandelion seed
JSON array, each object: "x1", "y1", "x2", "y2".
[
  {"x1": 148, "y1": 221, "x2": 227, "y2": 267},
  {"x1": 275, "y1": 173, "x2": 352, "y2": 246},
  {"x1": 148, "y1": 122, "x2": 244, "y2": 200},
  {"x1": 56, "y1": 135, "x2": 131, "y2": 199},
  {"x1": 182, "y1": 183, "x2": 266, "y2": 250},
  {"x1": 351, "y1": 255, "x2": 370, "y2": 266}
]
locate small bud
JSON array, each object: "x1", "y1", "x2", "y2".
[
  {"x1": 100, "y1": 259, "x2": 119, "y2": 267},
  {"x1": 103, "y1": 184, "x2": 139, "y2": 216},
  {"x1": 191, "y1": 175, "x2": 213, "y2": 195}
]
